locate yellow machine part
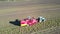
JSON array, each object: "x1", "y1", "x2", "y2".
[{"x1": 21, "y1": 24, "x2": 28, "y2": 27}]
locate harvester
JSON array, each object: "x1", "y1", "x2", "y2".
[{"x1": 20, "y1": 16, "x2": 45, "y2": 26}]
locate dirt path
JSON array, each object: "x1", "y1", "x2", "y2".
[
  {"x1": 0, "y1": 0, "x2": 60, "y2": 9},
  {"x1": 0, "y1": 8, "x2": 60, "y2": 17},
  {"x1": 0, "y1": 0, "x2": 60, "y2": 17}
]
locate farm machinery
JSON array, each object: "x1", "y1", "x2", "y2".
[
  {"x1": 20, "y1": 16, "x2": 45, "y2": 26},
  {"x1": 10, "y1": 16, "x2": 45, "y2": 27}
]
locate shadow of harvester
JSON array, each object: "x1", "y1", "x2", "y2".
[{"x1": 9, "y1": 19, "x2": 21, "y2": 26}]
